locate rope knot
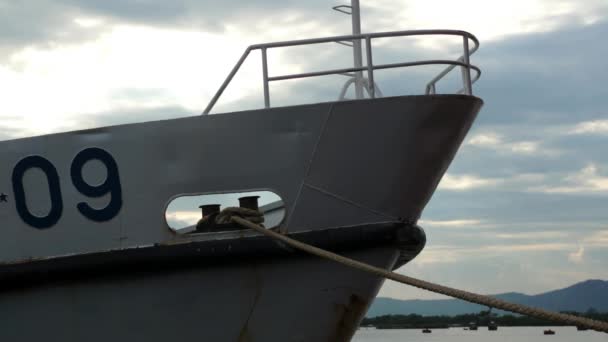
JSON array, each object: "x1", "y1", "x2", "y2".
[{"x1": 215, "y1": 207, "x2": 265, "y2": 225}]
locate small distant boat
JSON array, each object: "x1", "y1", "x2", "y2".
[
  {"x1": 488, "y1": 321, "x2": 498, "y2": 331},
  {"x1": 468, "y1": 322, "x2": 478, "y2": 330},
  {"x1": 544, "y1": 329, "x2": 556, "y2": 335},
  {"x1": 422, "y1": 328, "x2": 432, "y2": 333},
  {"x1": 577, "y1": 326, "x2": 588, "y2": 331}
]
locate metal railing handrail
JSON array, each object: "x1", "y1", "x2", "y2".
[
  {"x1": 202, "y1": 29, "x2": 480, "y2": 115},
  {"x1": 266, "y1": 61, "x2": 480, "y2": 82}
]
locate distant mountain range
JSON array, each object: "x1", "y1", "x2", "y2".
[{"x1": 367, "y1": 279, "x2": 608, "y2": 317}]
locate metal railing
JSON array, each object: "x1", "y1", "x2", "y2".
[{"x1": 202, "y1": 29, "x2": 481, "y2": 115}]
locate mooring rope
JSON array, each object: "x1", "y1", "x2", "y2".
[
  {"x1": 231, "y1": 216, "x2": 608, "y2": 333},
  {"x1": 215, "y1": 207, "x2": 264, "y2": 225}
]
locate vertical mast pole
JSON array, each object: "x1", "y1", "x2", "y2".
[{"x1": 351, "y1": 0, "x2": 364, "y2": 99}]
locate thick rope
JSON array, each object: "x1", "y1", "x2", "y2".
[
  {"x1": 215, "y1": 207, "x2": 264, "y2": 225},
  {"x1": 232, "y1": 217, "x2": 608, "y2": 333},
  {"x1": 196, "y1": 207, "x2": 264, "y2": 232}
]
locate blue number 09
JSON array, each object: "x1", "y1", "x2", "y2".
[{"x1": 11, "y1": 148, "x2": 122, "y2": 229}]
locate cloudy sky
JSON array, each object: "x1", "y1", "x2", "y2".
[{"x1": 1, "y1": 0, "x2": 608, "y2": 300}]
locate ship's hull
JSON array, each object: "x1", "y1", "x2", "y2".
[
  {"x1": 0, "y1": 94, "x2": 482, "y2": 341},
  {"x1": 1, "y1": 249, "x2": 393, "y2": 342},
  {"x1": 0, "y1": 222, "x2": 423, "y2": 342}
]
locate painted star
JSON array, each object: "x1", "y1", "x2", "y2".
[{"x1": 0, "y1": 193, "x2": 7, "y2": 202}]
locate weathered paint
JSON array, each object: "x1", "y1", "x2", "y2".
[
  {"x1": 0, "y1": 94, "x2": 481, "y2": 341},
  {"x1": 331, "y1": 294, "x2": 373, "y2": 342},
  {"x1": 0, "y1": 95, "x2": 481, "y2": 265},
  {"x1": 0, "y1": 246, "x2": 402, "y2": 341}
]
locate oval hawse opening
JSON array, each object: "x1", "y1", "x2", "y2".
[{"x1": 165, "y1": 190, "x2": 285, "y2": 235}]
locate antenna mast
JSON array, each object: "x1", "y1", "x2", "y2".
[
  {"x1": 350, "y1": 0, "x2": 364, "y2": 99},
  {"x1": 333, "y1": 0, "x2": 381, "y2": 100}
]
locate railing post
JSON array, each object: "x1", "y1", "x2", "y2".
[
  {"x1": 261, "y1": 48, "x2": 270, "y2": 108},
  {"x1": 461, "y1": 36, "x2": 472, "y2": 95},
  {"x1": 203, "y1": 49, "x2": 251, "y2": 114},
  {"x1": 365, "y1": 37, "x2": 375, "y2": 98}
]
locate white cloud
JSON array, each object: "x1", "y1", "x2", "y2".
[
  {"x1": 466, "y1": 132, "x2": 558, "y2": 156},
  {"x1": 73, "y1": 17, "x2": 105, "y2": 29},
  {"x1": 438, "y1": 173, "x2": 502, "y2": 191},
  {"x1": 382, "y1": 231, "x2": 607, "y2": 300},
  {"x1": 419, "y1": 219, "x2": 483, "y2": 228},
  {"x1": 438, "y1": 171, "x2": 546, "y2": 193},
  {"x1": 1, "y1": 0, "x2": 606, "y2": 140},
  {"x1": 532, "y1": 163, "x2": 608, "y2": 194},
  {"x1": 511, "y1": 173, "x2": 547, "y2": 183},
  {"x1": 466, "y1": 133, "x2": 502, "y2": 147},
  {"x1": 418, "y1": 242, "x2": 575, "y2": 263},
  {"x1": 568, "y1": 245, "x2": 585, "y2": 264},
  {"x1": 413, "y1": 245, "x2": 469, "y2": 265},
  {"x1": 495, "y1": 231, "x2": 570, "y2": 240},
  {"x1": 569, "y1": 119, "x2": 608, "y2": 135},
  {"x1": 509, "y1": 141, "x2": 540, "y2": 154},
  {"x1": 582, "y1": 230, "x2": 608, "y2": 247},
  {"x1": 368, "y1": 0, "x2": 608, "y2": 43},
  {"x1": 482, "y1": 243, "x2": 573, "y2": 253},
  {"x1": 165, "y1": 210, "x2": 200, "y2": 229},
  {"x1": 0, "y1": 24, "x2": 280, "y2": 138}
]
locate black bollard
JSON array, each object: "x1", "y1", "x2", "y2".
[
  {"x1": 238, "y1": 196, "x2": 260, "y2": 211},
  {"x1": 199, "y1": 204, "x2": 221, "y2": 218}
]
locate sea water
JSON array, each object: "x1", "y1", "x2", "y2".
[{"x1": 352, "y1": 326, "x2": 607, "y2": 341}]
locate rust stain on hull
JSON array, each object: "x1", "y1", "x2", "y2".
[
  {"x1": 330, "y1": 294, "x2": 370, "y2": 342},
  {"x1": 238, "y1": 264, "x2": 261, "y2": 342}
]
